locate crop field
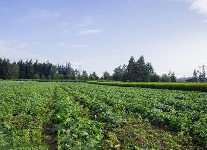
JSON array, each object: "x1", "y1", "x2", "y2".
[{"x1": 0, "y1": 82, "x2": 207, "y2": 149}]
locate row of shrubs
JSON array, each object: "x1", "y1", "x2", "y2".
[{"x1": 87, "y1": 81, "x2": 207, "y2": 92}]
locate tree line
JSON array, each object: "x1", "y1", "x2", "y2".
[
  {"x1": 0, "y1": 56, "x2": 205, "y2": 82},
  {"x1": 102, "y1": 56, "x2": 176, "y2": 82},
  {"x1": 0, "y1": 58, "x2": 98, "y2": 80},
  {"x1": 186, "y1": 65, "x2": 206, "y2": 82}
]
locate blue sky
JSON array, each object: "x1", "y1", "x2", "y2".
[{"x1": 0, "y1": 0, "x2": 207, "y2": 77}]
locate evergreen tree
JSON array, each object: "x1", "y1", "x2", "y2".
[
  {"x1": 25, "y1": 59, "x2": 34, "y2": 79},
  {"x1": 161, "y1": 74, "x2": 171, "y2": 82},
  {"x1": 122, "y1": 64, "x2": 128, "y2": 82},
  {"x1": 146, "y1": 62, "x2": 154, "y2": 74},
  {"x1": 135, "y1": 56, "x2": 150, "y2": 82},
  {"x1": 127, "y1": 56, "x2": 136, "y2": 82},
  {"x1": 82, "y1": 70, "x2": 89, "y2": 80},
  {"x1": 0, "y1": 58, "x2": 3, "y2": 79},
  {"x1": 41, "y1": 75, "x2": 46, "y2": 80},
  {"x1": 59, "y1": 74, "x2": 64, "y2": 79},
  {"x1": 34, "y1": 74, "x2": 40, "y2": 79},
  {"x1": 54, "y1": 73, "x2": 60, "y2": 79},
  {"x1": 89, "y1": 72, "x2": 99, "y2": 80},
  {"x1": 18, "y1": 60, "x2": 25, "y2": 79},
  {"x1": 150, "y1": 74, "x2": 160, "y2": 82},
  {"x1": 102, "y1": 71, "x2": 111, "y2": 80},
  {"x1": 169, "y1": 71, "x2": 176, "y2": 82},
  {"x1": 33, "y1": 60, "x2": 39, "y2": 77},
  {"x1": 113, "y1": 66, "x2": 123, "y2": 81},
  {"x1": 192, "y1": 69, "x2": 198, "y2": 82},
  {"x1": 201, "y1": 65, "x2": 206, "y2": 82},
  {"x1": 10, "y1": 62, "x2": 19, "y2": 79},
  {"x1": 92, "y1": 72, "x2": 99, "y2": 80},
  {"x1": 1, "y1": 59, "x2": 11, "y2": 79}
]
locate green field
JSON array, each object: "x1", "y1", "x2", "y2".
[{"x1": 0, "y1": 82, "x2": 206, "y2": 149}]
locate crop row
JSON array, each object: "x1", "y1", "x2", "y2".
[
  {"x1": 52, "y1": 86, "x2": 104, "y2": 149},
  {"x1": 68, "y1": 83, "x2": 207, "y2": 148},
  {"x1": 0, "y1": 82, "x2": 56, "y2": 149},
  {"x1": 61, "y1": 83, "x2": 203, "y2": 149},
  {"x1": 1, "y1": 82, "x2": 206, "y2": 149}
]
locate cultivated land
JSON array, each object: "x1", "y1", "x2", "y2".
[{"x1": 0, "y1": 82, "x2": 206, "y2": 149}]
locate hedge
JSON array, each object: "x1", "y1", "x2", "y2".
[{"x1": 87, "y1": 81, "x2": 207, "y2": 92}]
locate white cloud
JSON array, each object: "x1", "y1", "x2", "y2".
[
  {"x1": 189, "y1": 0, "x2": 207, "y2": 15},
  {"x1": 77, "y1": 17, "x2": 93, "y2": 27},
  {"x1": 168, "y1": 0, "x2": 207, "y2": 16},
  {"x1": 78, "y1": 29, "x2": 102, "y2": 35}
]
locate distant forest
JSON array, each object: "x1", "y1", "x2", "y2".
[{"x1": 0, "y1": 56, "x2": 206, "y2": 82}]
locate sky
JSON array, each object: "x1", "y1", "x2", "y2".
[{"x1": 0, "y1": 0, "x2": 207, "y2": 77}]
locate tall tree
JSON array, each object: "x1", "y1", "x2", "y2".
[
  {"x1": 135, "y1": 56, "x2": 150, "y2": 82},
  {"x1": 113, "y1": 66, "x2": 124, "y2": 81},
  {"x1": 146, "y1": 62, "x2": 154, "y2": 74},
  {"x1": 192, "y1": 69, "x2": 198, "y2": 82},
  {"x1": 0, "y1": 59, "x2": 11, "y2": 79},
  {"x1": 150, "y1": 73, "x2": 160, "y2": 82},
  {"x1": 122, "y1": 64, "x2": 128, "y2": 82},
  {"x1": 201, "y1": 65, "x2": 206, "y2": 82},
  {"x1": 10, "y1": 62, "x2": 19, "y2": 79},
  {"x1": 168, "y1": 71, "x2": 176, "y2": 82},
  {"x1": 194, "y1": 66, "x2": 204, "y2": 82},
  {"x1": 127, "y1": 56, "x2": 136, "y2": 82},
  {"x1": 82, "y1": 70, "x2": 89, "y2": 80},
  {"x1": 25, "y1": 59, "x2": 34, "y2": 79},
  {"x1": 89, "y1": 72, "x2": 99, "y2": 80},
  {"x1": 18, "y1": 60, "x2": 25, "y2": 79},
  {"x1": 161, "y1": 74, "x2": 171, "y2": 82},
  {"x1": 102, "y1": 71, "x2": 111, "y2": 80},
  {"x1": 146, "y1": 62, "x2": 158, "y2": 82}
]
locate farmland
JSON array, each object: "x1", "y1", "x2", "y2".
[{"x1": 0, "y1": 82, "x2": 207, "y2": 149}]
